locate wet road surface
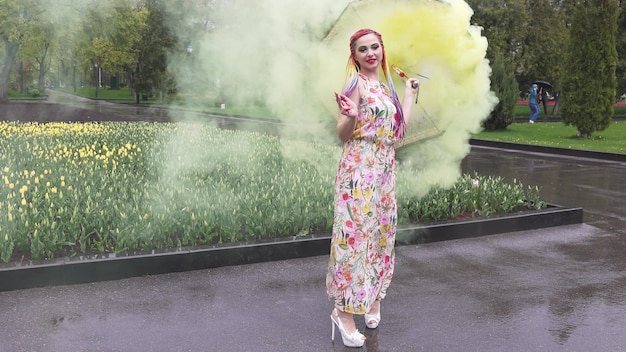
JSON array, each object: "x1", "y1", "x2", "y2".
[
  {"x1": 43, "y1": 90, "x2": 288, "y2": 136},
  {"x1": 462, "y1": 146, "x2": 626, "y2": 236},
  {"x1": 0, "y1": 96, "x2": 625, "y2": 351}
]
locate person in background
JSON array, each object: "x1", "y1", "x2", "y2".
[
  {"x1": 327, "y1": 28, "x2": 419, "y2": 348},
  {"x1": 529, "y1": 83, "x2": 540, "y2": 123}
]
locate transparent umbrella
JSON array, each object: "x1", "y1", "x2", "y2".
[
  {"x1": 318, "y1": 0, "x2": 492, "y2": 147},
  {"x1": 321, "y1": 0, "x2": 450, "y2": 146}
]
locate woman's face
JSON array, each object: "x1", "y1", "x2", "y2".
[{"x1": 353, "y1": 33, "x2": 382, "y2": 73}]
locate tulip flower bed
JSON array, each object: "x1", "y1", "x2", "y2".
[{"x1": 0, "y1": 121, "x2": 544, "y2": 263}]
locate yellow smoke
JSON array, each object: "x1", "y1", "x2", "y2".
[
  {"x1": 177, "y1": 0, "x2": 497, "y2": 197},
  {"x1": 317, "y1": 0, "x2": 497, "y2": 195},
  {"x1": 382, "y1": 0, "x2": 498, "y2": 194}
]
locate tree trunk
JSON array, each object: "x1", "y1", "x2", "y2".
[
  {"x1": 126, "y1": 65, "x2": 138, "y2": 104},
  {"x1": 0, "y1": 39, "x2": 19, "y2": 104},
  {"x1": 38, "y1": 61, "x2": 47, "y2": 88},
  {"x1": 19, "y1": 61, "x2": 24, "y2": 93}
]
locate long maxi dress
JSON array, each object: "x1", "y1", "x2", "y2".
[{"x1": 326, "y1": 74, "x2": 399, "y2": 315}]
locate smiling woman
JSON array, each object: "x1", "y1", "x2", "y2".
[{"x1": 327, "y1": 28, "x2": 422, "y2": 347}]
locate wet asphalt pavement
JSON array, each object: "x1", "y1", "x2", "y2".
[{"x1": 0, "y1": 95, "x2": 625, "y2": 352}]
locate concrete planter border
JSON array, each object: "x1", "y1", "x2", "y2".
[
  {"x1": 469, "y1": 139, "x2": 626, "y2": 163},
  {"x1": 0, "y1": 204, "x2": 582, "y2": 292}
]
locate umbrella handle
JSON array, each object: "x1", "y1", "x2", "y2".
[{"x1": 392, "y1": 65, "x2": 421, "y2": 104}]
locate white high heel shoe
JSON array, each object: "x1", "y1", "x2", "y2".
[
  {"x1": 331, "y1": 308, "x2": 366, "y2": 348},
  {"x1": 364, "y1": 304, "x2": 381, "y2": 329}
]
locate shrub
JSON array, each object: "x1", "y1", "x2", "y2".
[
  {"x1": 25, "y1": 86, "x2": 42, "y2": 98},
  {"x1": 482, "y1": 51, "x2": 518, "y2": 130}
]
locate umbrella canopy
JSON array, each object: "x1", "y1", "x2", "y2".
[
  {"x1": 532, "y1": 80, "x2": 553, "y2": 90},
  {"x1": 318, "y1": 0, "x2": 495, "y2": 147}
]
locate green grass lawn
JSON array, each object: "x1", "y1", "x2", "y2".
[
  {"x1": 514, "y1": 103, "x2": 626, "y2": 117},
  {"x1": 7, "y1": 91, "x2": 34, "y2": 99},
  {"x1": 55, "y1": 87, "x2": 140, "y2": 102},
  {"x1": 472, "y1": 120, "x2": 626, "y2": 154}
]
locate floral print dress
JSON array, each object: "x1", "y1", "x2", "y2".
[{"x1": 326, "y1": 74, "x2": 399, "y2": 315}]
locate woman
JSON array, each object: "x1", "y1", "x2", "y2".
[{"x1": 327, "y1": 28, "x2": 419, "y2": 348}]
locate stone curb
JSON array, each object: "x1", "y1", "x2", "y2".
[
  {"x1": 470, "y1": 139, "x2": 626, "y2": 163},
  {"x1": 0, "y1": 205, "x2": 582, "y2": 292}
]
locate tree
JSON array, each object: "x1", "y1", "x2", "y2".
[
  {"x1": 518, "y1": 0, "x2": 570, "y2": 91},
  {"x1": 49, "y1": 0, "x2": 92, "y2": 90},
  {"x1": 91, "y1": 0, "x2": 148, "y2": 95},
  {"x1": 23, "y1": 20, "x2": 55, "y2": 88},
  {"x1": 560, "y1": 0, "x2": 619, "y2": 137},
  {"x1": 145, "y1": 0, "x2": 222, "y2": 101},
  {"x1": 466, "y1": 0, "x2": 529, "y2": 75},
  {"x1": 482, "y1": 51, "x2": 519, "y2": 130},
  {"x1": 616, "y1": 6, "x2": 626, "y2": 98},
  {"x1": 134, "y1": 0, "x2": 177, "y2": 102},
  {"x1": 466, "y1": 0, "x2": 571, "y2": 96},
  {"x1": 0, "y1": 0, "x2": 44, "y2": 103}
]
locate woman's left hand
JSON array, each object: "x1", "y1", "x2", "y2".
[{"x1": 406, "y1": 78, "x2": 420, "y2": 94}]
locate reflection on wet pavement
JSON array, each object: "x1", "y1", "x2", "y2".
[
  {"x1": 461, "y1": 147, "x2": 626, "y2": 235},
  {"x1": 460, "y1": 147, "x2": 626, "y2": 350}
]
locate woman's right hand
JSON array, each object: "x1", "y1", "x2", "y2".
[{"x1": 335, "y1": 92, "x2": 357, "y2": 118}]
